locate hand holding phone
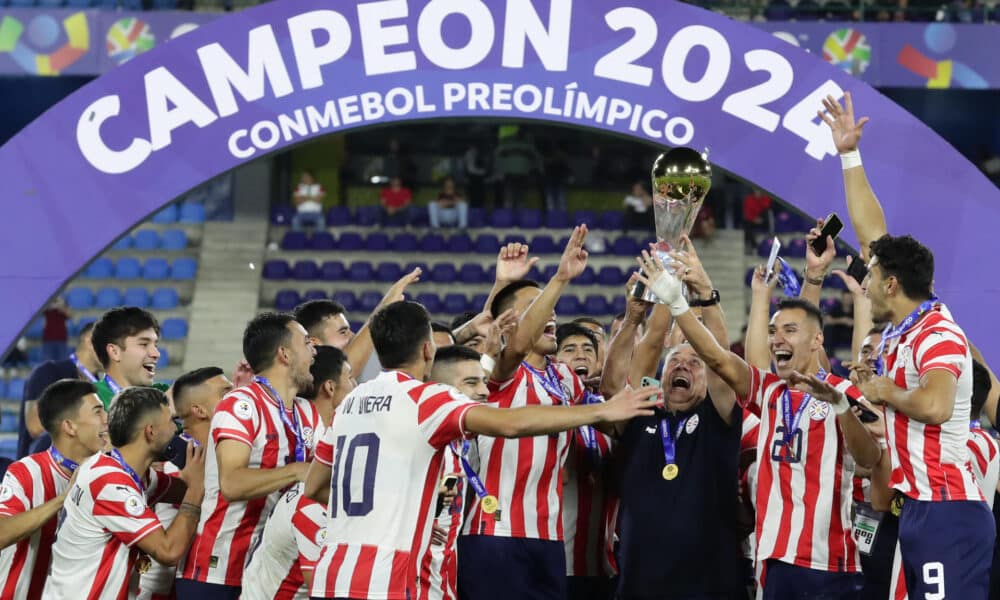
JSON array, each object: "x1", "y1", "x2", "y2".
[
  {"x1": 845, "y1": 255, "x2": 869, "y2": 284},
  {"x1": 810, "y1": 213, "x2": 844, "y2": 256}
]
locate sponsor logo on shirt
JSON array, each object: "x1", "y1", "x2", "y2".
[
  {"x1": 234, "y1": 399, "x2": 254, "y2": 420},
  {"x1": 124, "y1": 491, "x2": 145, "y2": 517}
]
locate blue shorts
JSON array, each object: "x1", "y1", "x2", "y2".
[
  {"x1": 897, "y1": 497, "x2": 994, "y2": 599},
  {"x1": 457, "y1": 535, "x2": 567, "y2": 600},
  {"x1": 762, "y1": 560, "x2": 863, "y2": 600},
  {"x1": 173, "y1": 579, "x2": 240, "y2": 600}
]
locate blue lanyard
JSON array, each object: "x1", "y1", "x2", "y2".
[
  {"x1": 874, "y1": 297, "x2": 939, "y2": 376},
  {"x1": 110, "y1": 449, "x2": 144, "y2": 494},
  {"x1": 254, "y1": 376, "x2": 305, "y2": 463},
  {"x1": 178, "y1": 432, "x2": 200, "y2": 447},
  {"x1": 522, "y1": 358, "x2": 568, "y2": 404},
  {"x1": 104, "y1": 374, "x2": 122, "y2": 395},
  {"x1": 49, "y1": 446, "x2": 79, "y2": 474},
  {"x1": 776, "y1": 258, "x2": 801, "y2": 297},
  {"x1": 578, "y1": 391, "x2": 602, "y2": 465},
  {"x1": 971, "y1": 420, "x2": 981, "y2": 431},
  {"x1": 781, "y1": 387, "x2": 811, "y2": 446},
  {"x1": 660, "y1": 415, "x2": 688, "y2": 467},
  {"x1": 69, "y1": 353, "x2": 97, "y2": 383},
  {"x1": 450, "y1": 440, "x2": 490, "y2": 501}
]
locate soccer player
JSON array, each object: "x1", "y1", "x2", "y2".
[
  {"x1": 0, "y1": 379, "x2": 107, "y2": 600},
  {"x1": 304, "y1": 300, "x2": 660, "y2": 600},
  {"x1": 90, "y1": 307, "x2": 168, "y2": 409},
  {"x1": 44, "y1": 387, "x2": 205, "y2": 600},
  {"x1": 823, "y1": 91, "x2": 994, "y2": 597},
  {"x1": 177, "y1": 313, "x2": 321, "y2": 599}
]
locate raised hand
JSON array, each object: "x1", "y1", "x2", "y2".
[
  {"x1": 750, "y1": 264, "x2": 778, "y2": 297},
  {"x1": 555, "y1": 225, "x2": 589, "y2": 282},
  {"x1": 635, "y1": 250, "x2": 682, "y2": 306},
  {"x1": 483, "y1": 308, "x2": 518, "y2": 359},
  {"x1": 379, "y1": 267, "x2": 422, "y2": 307},
  {"x1": 624, "y1": 272, "x2": 652, "y2": 323},
  {"x1": 788, "y1": 371, "x2": 849, "y2": 413},
  {"x1": 180, "y1": 441, "x2": 207, "y2": 496},
  {"x1": 231, "y1": 359, "x2": 254, "y2": 389},
  {"x1": 495, "y1": 243, "x2": 539, "y2": 284},
  {"x1": 819, "y1": 91, "x2": 869, "y2": 154},
  {"x1": 599, "y1": 386, "x2": 663, "y2": 422},
  {"x1": 667, "y1": 236, "x2": 713, "y2": 297},
  {"x1": 853, "y1": 397, "x2": 885, "y2": 440},
  {"x1": 805, "y1": 219, "x2": 837, "y2": 275},
  {"x1": 831, "y1": 256, "x2": 866, "y2": 296}
]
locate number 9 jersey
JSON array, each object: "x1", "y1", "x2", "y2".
[{"x1": 309, "y1": 370, "x2": 480, "y2": 600}]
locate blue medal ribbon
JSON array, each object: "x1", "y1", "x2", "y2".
[
  {"x1": 49, "y1": 446, "x2": 79, "y2": 474},
  {"x1": 776, "y1": 258, "x2": 802, "y2": 297},
  {"x1": 578, "y1": 391, "x2": 602, "y2": 466},
  {"x1": 660, "y1": 415, "x2": 688, "y2": 470},
  {"x1": 110, "y1": 448, "x2": 144, "y2": 494},
  {"x1": 69, "y1": 353, "x2": 97, "y2": 383},
  {"x1": 450, "y1": 440, "x2": 492, "y2": 503},
  {"x1": 874, "y1": 297, "x2": 939, "y2": 376},
  {"x1": 253, "y1": 376, "x2": 305, "y2": 463},
  {"x1": 781, "y1": 388, "x2": 812, "y2": 448},
  {"x1": 178, "y1": 432, "x2": 200, "y2": 447},
  {"x1": 971, "y1": 420, "x2": 981, "y2": 431},
  {"x1": 522, "y1": 358, "x2": 568, "y2": 404},
  {"x1": 104, "y1": 374, "x2": 122, "y2": 395}
]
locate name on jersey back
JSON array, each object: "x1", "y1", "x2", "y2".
[{"x1": 342, "y1": 394, "x2": 393, "y2": 415}]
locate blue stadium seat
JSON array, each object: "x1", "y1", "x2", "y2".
[
  {"x1": 25, "y1": 318, "x2": 44, "y2": 340},
  {"x1": 171, "y1": 258, "x2": 198, "y2": 280},
  {"x1": 331, "y1": 291, "x2": 358, "y2": 312},
  {"x1": 348, "y1": 262, "x2": 375, "y2": 282},
  {"x1": 502, "y1": 234, "x2": 528, "y2": 246},
  {"x1": 774, "y1": 211, "x2": 804, "y2": 234},
  {"x1": 420, "y1": 234, "x2": 446, "y2": 253},
  {"x1": 179, "y1": 203, "x2": 206, "y2": 224},
  {"x1": 583, "y1": 295, "x2": 611, "y2": 315},
  {"x1": 95, "y1": 288, "x2": 123, "y2": 309},
  {"x1": 475, "y1": 234, "x2": 500, "y2": 254},
  {"x1": 263, "y1": 260, "x2": 291, "y2": 280},
  {"x1": 293, "y1": 261, "x2": 320, "y2": 281},
  {"x1": 123, "y1": 287, "x2": 150, "y2": 307},
  {"x1": 36, "y1": 0, "x2": 65, "y2": 6},
  {"x1": 516, "y1": 209, "x2": 543, "y2": 229},
  {"x1": 556, "y1": 296, "x2": 582, "y2": 314},
  {"x1": 443, "y1": 294, "x2": 468, "y2": 314},
  {"x1": 375, "y1": 263, "x2": 403, "y2": 283},
  {"x1": 491, "y1": 209, "x2": 515, "y2": 229},
  {"x1": 391, "y1": 233, "x2": 419, "y2": 252},
  {"x1": 143, "y1": 258, "x2": 170, "y2": 280},
  {"x1": 27, "y1": 347, "x2": 44, "y2": 366},
  {"x1": 65, "y1": 288, "x2": 95, "y2": 309},
  {"x1": 469, "y1": 294, "x2": 488, "y2": 312},
  {"x1": 819, "y1": 298, "x2": 841, "y2": 314},
  {"x1": 403, "y1": 262, "x2": 429, "y2": 277},
  {"x1": 151, "y1": 205, "x2": 178, "y2": 224},
  {"x1": 160, "y1": 229, "x2": 188, "y2": 251},
  {"x1": 356, "y1": 206, "x2": 381, "y2": 227},
  {"x1": 467, "y1": 208, "x2": 487, "y2": 228},
  {"x1": 151, "y1": 288, "x2": 179, "y2": 310},
  {"x1": 7, "y1": 379, "x2": 25, "y2": 402},
  {"x1": 447, "y1": 234, "x2": 473, "y2": 253},
  {"x1": 458, "y1": 264, "x2": 486, "y2": 283},
  {"x1": 326, "y1": 206, "x2": 352, "y2": 227},
  {"x1": 527, "y1": 266, "x2": 544, "y2": 281},
  {"x1": 529, "y1": 235, "x2": 557, "y2": 255},
  {"x1": 85, "y1": 258, "x2": 114, "y2": 279},
  {"x1": 0, "y1": 380, "x2": 7, "y2": 400},
  {"x1": 611, "y1": 296, "x2": 627, "y2": 315},
  {"x1": 546, "y1": 210, "x2": 570, "y2": 229},
  {"x1": 366, "y1": 233, "x2": 390, "y2": 251},
  {"x1": 160, "y1": 318, "x2": 189, "y2": 340},
  {"x1": 786, "y1": 238, "x2": 807, "y2": 258},
  {"x1": 156, "y1": 346, "x2": 170, "y2": 369},
  {"x1": 574, "y1": 210, "x2": 597, "y2": 227},
  {"x1": 825, "y1": 273, "x2": 849, "y2": 291},
  {"x1": 542, "y1": 265, "x2": 558, "y2": 280},
  {"x1": 302, "y1": 289, "x2": 328, "y2": 302},
  {"x1": 133, "y1": 231, "x2": 160, "y2": 251},
  {"x1": 757, "y1": 238, "x2": 777, "y2": 258},
  {"x1": 8, "y1": 0, "x2": 36, "y2": 7},
  {"x1": 111, "y1": 235, "x2": 133, "y2": 251},
  {"x1": 359, "y1": 291, "x2": 383, "y2": 312},
  {"x1": 430, "y1": 264, "x2": 457, "y2": 283},
  {"x1": 411, "y1": 206, "x2": 430, "y2": 227},
  {"x1": 0, "y1": 411, "x2": 17, "y2": 432},
  {"x1": 271, "y1": 205, "x2": 294, "y2": 225},
  {"x1": 575, "y1": 267, "x2": 596, "y2": 286},
  {"x1": 597, "y1": 266, "x2": 624, "y2": 286},
  {"x1": 114, "y1": 257, "x2": 142, "y2": 280},
  {"x1": 416, "y1": 293, "x2": 442, "y2": 314},
  {"x1": 70, "y1": 317, "x2": 97, "y2": 337},
  {"x1": 308, "y1": 232, "x2": 336, "y2": 251},
  {"x1": 745, "y1": 268, "x2": 755, "y2": 287},
  {"x1": 275, "y1": 290, "x2": 301, "y2": 311},
  {"x1": 320, "y1": 261, "x2": 346, "y2": 281},
  {"x1": 599, "y1": 211, "x2": 625, "y2": 230},
  {"x1": 281, "y1": 231, "x2": 308, "y2": 251},
  {"x1": 337, "y1": 233, "x2": 363, "y2": 251},
  {"x1": 611, "y1": 237, "x2": 641, "y2": 257}
]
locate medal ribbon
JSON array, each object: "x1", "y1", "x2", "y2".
[
  {"x1": 578, "y1": 391, "x2": 602, "y2": 466},
  {"x1": 874, "y1": 296, "x2": 939, "y2": 376},
  {"x1": 254, "y1": 376, "x2": 305, "y2": 462},
  {"x1": 69, "y1": 353, "x2": 97, "y2": 383},
  {"x1": 971, "y1": 420, "x2": 981, "y2": 431},
  {"x1": 104, "y1": 374, "x2": 122, "y2": 395},
  {"x1": 522, "y1": 358, "x2": 568, "y2": 404},
  {"x1": 659, "y1": 415, "x2": 688, "y2": 469},
  {"x1": 776, "y1": 257, "x2": 802, "y2": 297},
  {"x1": 781, "y1": 388, "x2": 812, "y2": 447},
  {"x1": 49, "y1": 446, "x2": 79, "y2": 474},
  {"x1": 110, "y1": 449, "x2": 144, "y2": 494},
  {"x1": 178, "y1": 432, "x2": 200, "y2": 447},
  {"x1": 450, "y1": 440, "x2": 491, "y2": 503}
]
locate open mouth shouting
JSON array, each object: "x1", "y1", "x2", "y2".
[
  {"x1": 773, "y1": 349, "x2": 793, "y2": 369},
  {"x1": 542, "y1": 321, "x2": 557, "y2": 341}
]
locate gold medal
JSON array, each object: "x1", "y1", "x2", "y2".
[
  {"x1": 480, "y1": 495, "x2": 499, "y2": 514},
  {"x1": 136, "y1": 553, "x2": 152, "y2": 574},
  {"x1": 890, "y1": 495, "x2": 904, "y2": 517},
  {"x1": 662, "y1": 464, "x2": 679, "y2": 480}
]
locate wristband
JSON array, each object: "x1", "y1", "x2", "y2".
[
  {"x1": 878, "y1": 439, "x2": 888, "y2": 450},
  {"x1": 480, "y1": 354, "x2": 496, "y2": 375},
  {"x1": 840, "y1": 149, "x2": 862, "y2": 170},
  {"x1": 832, "y1": 392, "x2": 850, "y2": 415}
]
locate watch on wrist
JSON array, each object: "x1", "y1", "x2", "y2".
[{"x1": 691, "y1": 289, "x2": 720, "y2": 307}]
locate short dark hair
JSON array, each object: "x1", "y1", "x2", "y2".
[
  {"x1": 302, "y1": 346, "x2": 348, "y2": 401},
  {"x1": 572, "y1": 317, "x2": 606, "y2": 335},
  {"x1": 172, "y1": 366, "x2": 224, "y2": 413},
  {"x1": 775, "y1": 298, "x2": 824, "y2": 330},
  {"x1": 432, "y1": 322, "x2": 456, "y2": 344},
  {"x1": 972, "y1": 360, "x2": 991, "y2": 420},
  {"x1": 371, "y1": 301, "x2": 431, "y2": 369},
  {"x1": 450, "y1": 312, "x2": 477, "y2": 331},
  {"x1": 78, "y1": 321, "x2": 96, "y2": 338},
  {"x1": 107, "y1": 386, "x2": 169, "y2": 447},
  {"x1": 243, "y1": 312, "x2": 296, "y2": 372},
  {"x1": 433, "y1": 344, "x2": 482, "y2": 369},
  {"x1": 556, "y1": 323, "x2": 599, "y2": 352},
  {"x1": 293, "y1": 300, "x2": 347, "y2": 335},
  {"x1": 92, "y1": 307, "x2": 161, "y2": 368},
  {"x1": 867, "y1": 326, "x2": 885, "y2": 337},
  {"x1": 489, "y1": 280, "x2": 540, "y2": 318},
  {"x1": 869, "y1": 234, "x2": 935, "y2": 300},
  {"x1": 37, "y1": 379, "x2": 98, "y2": 436}
]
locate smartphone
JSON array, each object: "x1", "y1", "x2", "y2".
[
  {"x1": 845, "y1": 255, "x2": 869, "y2": 284},
  {"x1": 442, "y1": 475, "x2": 459, "y2": 491},
  {"x1": 810, "y1": 213, "x2": 844, "y2": 256},
  {"x1": 846, "y1": 397, "x2": 880, "y2": 423}
]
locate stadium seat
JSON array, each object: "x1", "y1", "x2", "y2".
[
  {"x1": 95, "y1": 288, "x2": 123, "y2": 309},
  {"x1": 502, "y1": 234, "x2": 528, "y2": 246},
  {"x1": 786, "y1": 238, "x2": 808, "y2": 258},
  {"x1": 599, "y1": 211, "x2": 625, "y2": 230},
  {"x1": 470, "y1": 294, "x2": 489, "y2": 311},
  {"x1": 556, "y1": 296, "x2": 582, "y2": 315},
  {"x1": 143, "y1": 258, "x2": 170, "y2": 280},
  {"x1": 274, "y1": 290, "x2": 301, "y2": 311},
  {"x1": 443, "y1": 293, "x2": 468, "y2": 314},
  {"x1": 331, "y1": 291, "x2": 358, "y2": 312},
  {"x1": 583, "y1": 295, "x2": 611, "y2": 315},
  {"x1": 337, "y1": 232, "x2": 364, "y2": 251},
  {"x1": 527, "y1": 266, "x2": 544, "y2": 281},
  {"x1": 764, "y1": 0, "x2": 795, "y2": 20},
  {"x1": 293, "y1": 261, "x2": 320, "y2": 280},
  {"x1": 356, "y1": 206, "x2": 381, "y2": 227},
  {"x1": 171, "y1": 258, "x2": 198, "y2": 280},
  {"x1": 419, "y1": 234, "x2": 446, "y2": 253},
  {"x1": 271, "y1": 205, "x2": 294, "y2": 225},
  {"x1": 542, "y1": 264, "x2": 558, "y2": 280},
  {"x1": 430, "y1": 264, "x2": 458, "y2": 284},
  {"x1": 774, "y1": 211, "x2": 808, "y2": 234},
  {"x1": 281, "y1": 231, "x2": 308, "y2": 251},
  {"x1": 262, "y1": 260, "x2": 291, "y2": 280},
  {"x1": 179, "y1": 202, "x2": 206, "y2": 224},
  {"x1": 597, "y1": 266, "x2": 624, "y2": 286},
  {"x1": 359, "y1": 291, "x2": 383, "y2": 312},
  {"x1": 416, "y1": 293, "x2": 442, "y2": 314},
  {"x1": 819, "y1": 298, "x2": 841, "y2": 314},
  {"x1": 0, "y1": 411, "x2": 17, "y2": 432},
  {"x1": 7, "y1": 379, "x2": 25, "y2": 402},
  {"x1": 151, "y1": 288, "x2": 179, "y2": 310},
  {"x1": 25, "y1": 319, "x2": 44, "y2": 340},
  {"x1": 825, "y1": 273, "x2": 849, "y2": 291},
  {"x1": 458, "y1": 264, "x2": 486, "y2": 283},
  {"x1": 375, "y1": 263, "x2": 403, "y2": 283},
  {"x1": 516, "y1": 209, "x2": 543, "y2": 229},
  {"x1": 403, "y1": 262, "x2": 429, "y2": 277},
  {"x1": 491, "y1": 209, "x2": 515, "y2": 229},
  {"x1": 447, "y1": 234, "x2": 473, "y2": 253},
  {"x1": 65, "y1": 288, "x2": 95, "y2": 309},
  {"x1": 156, "y1": 346, "x2": 170, "y2": 368},
  {"x1": 308, "y1": 232, "x2": 336, "y2": 251},
  {"x1": 611, "y1": 237, "x2": 641, "y2": 257},
  {"x1": 745, "y1": 267, "x2": 755, "y2": 287},
  {"x1": 467, "y1": 208, "x2": 487, "y2": 228},
  {"x1": 529, "y1": 235, "x2": 557, "y2": 255},
  {"x1": 70, "y1": 317, "x2": 97, "y2": 337},
  {"x1": 366, "y1": 233, "x2": 390, "y2": 251},
  {"x1": 611, "y1": 296, "x2": 627, "y2": 315},
  {"x1": 160, "y1": 229, "x2": 188, "y2": 251},
  {"x1": 391, "y1": 233, "x2": 419, "y2": 252},
  {"x1": 410, "y1": 206, "x2": 429, "y2": 227},
  {"x1": 85, "y1": 258, "x2": 114, "y2": 279},
  {"x1": 160, "y1": 318, "x2": 189, "y2": 340},
  {"x1": 27, "y1": 347, "x2": 43, "y2": 366},
  {"x1": 573, "y1": 210, "x2": 597, "y2": 227},
  {"x1": 546, "y1": 210, "x2": 570, "y2": 229},
  {"x1": 111, "y1": 236, "x2": 133, "y2": 251},
  {"x1": 123, "y1": 287, "x2": 150, "y2": 307},
  {"x1": 475, "y1": 234, "x2": 500, "y2": 254},
  {"x1": 133, "y1": 231, "x2": 160, "y2": 251},
  {"x1": 302, "y1": 289, "x2": 328, "y2": 302},
  {"x1": 320, "y1": 261, "x2": 346, "y2": 281},
  {"x1": 151, "y1": 205, "x2": 178, "y2": 224},
  {"x1": 575, "y1": 267, "x2": 596, "y2": 286},
  {"x1": 114, "y1": 258, "x2": 142, "y2": 280},
  {"x1": 348, "y1": 262, "x2": 375, "y2": 282},
  {"x1": 326, "y1": 206, "x2": 352, "y2": 227}
]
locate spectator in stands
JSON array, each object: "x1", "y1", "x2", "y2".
[
  {"x1": 290, "y1": 169, "x2": 326, "y2": 231},
  {"x1": 690, "y1": 204, "x2": 717, "y2": 243},
  {"x1": 624, "y1": 182, "x2": 653, "y2": 230},
  {"x1": 42, "y1": 298, "x2": 71, "y2": 362},
  {"x1": 493, "y1": 129, "x2": 542, "y2": 209},
  {"x1": 463, "y1": 144, "x2": 489, "y2": 208},
  {"x1": 2, "y1": 338, "x2": 29, "y2": 372},
  {"x1": 380, "y1": 176, "x2": 413, "y2": 227},
  {"x1": 742, "y1": 188, "x2": 773, "y2": 253},
  {"x1": 429, "y1": 177, "x2": 468, "y2": 229}
]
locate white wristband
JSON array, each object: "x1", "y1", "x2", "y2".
[
  {"x1": 832, "y1": 392, "x2": 850, "y2": 415},
  {"x1": 479, "y1": 354, "x2": 496, "y2": 375},
  {"x1": 840, "y1": 150, "x2": 862, "y2": 170},
  {"x1": 878, "y1": 438, "x2": 888, "y2": 450}
]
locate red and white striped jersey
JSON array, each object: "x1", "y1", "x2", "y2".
[
  {"x1": 742, "y1": 366, "x2": 861, "y2": 573},
  {"x1": 243, "y1": 483, "x2": 327, "y2": 600},
  {"x1": 465, "y1": 362, "x2": 584, "y2": 540},
  {"x1": 417, "y1": 448, "x2": 464, "y2": 600},
  {"x1": 310, "y1": 371, "x2": 479, "y2": 600},
  {"x1": 0, "y1": 450, "x2": 73, "y2": 600},
  {"x1": 137, "y1": 461, "x2": 181, "y2": 600},
  {"x1": 561, "y1": 417, "x2": 615, "y2": 577},
  {"x1": 882, "y1": 305, "x2": 982, "y2": 502},
  {"x1": 968, "y1": 427, "x2": 999, "y2": 509},
  {"x1": 182, "y1": 382, "x2": 322, "y2": 586},
  {"x1": 44, "y1": 452, "x2": 174, "y2": 600}
]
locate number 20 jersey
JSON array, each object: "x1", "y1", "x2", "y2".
[{"x1": 310, "y1": 371, "x2": 479, "y2": 600}]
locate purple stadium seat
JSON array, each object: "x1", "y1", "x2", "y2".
[
  {"x1": 271, "y1": 205, "x2": 294, "y2": 225},
  {"x1": 612, "y1": 237, "x2": 641, "y2": 256},
  {"x1": 348, "y1": 262, "x2": 375, "y2": 282},
  {"x1": 516, "y1": 209, "x2": 543, "y2": 229},
  {"x1": 502, "y1": 234, "x2": 528, "y2": 246},
  {"x1": 337, "y1": 232, "x2": 364, "y2": 251},
  {"x1": 611, "y1": 296, "x2": 627, "y2": 315},
  {"x1": 366, "y1": 233, "x2": 390, "y2": 251},
  {"x1": 819, "y1": 298, "x2": 841, "y2": 314},
  {"x1": 293, "y1": 261, "x2": 320, "y2": 280},
  {"x1": 573, "y1": 210, "x2": 597, "y2": 227},
  {"x1": 263, "y1": 260, "x2": 291, "y2": 280},
  {"x1": 527, "y1": 266, "x2": 544, "y2": 281},
  {"x1": 420, "y1": 234, "x2": 446, "y2": 253},
  {"x1": 303, "y1": 289, "x2": 328, "y2": 302},
  {"x1": 529, "y1": 235, "x2": 557, "y2": 255},
  {"x1": 275, "y1": 290, "x2": 301, "y2": 311},
  {"x1": 470, "y1": 294, "x2": 489, "y2": 311},
  {"x1": 492, "y1": 209, "x2": 515, "y2": 229},
  {"x1": 416, "y1": 293, "x2": 443, "y2": 314},
  {"x1": 326, "y1": 206, "x2": 352, "y2": 226},
  {"x1": 281, "y1": 231, "x2": 308, "y2": 251},
  {"x1": 583, "y1": 295, "x2": 611, "y2": 315},
  {"x1": 546, "y1": 210, "x2": 570, "y2": 229},
  {"x1": 597, "y1": 266, "x2": 624, "y2": 286},
  {"x1": 331, "y1": 291, "x2": 358, "y2": 311},
  {"x1": 486, "y1": 265, "x2": 497, "y2": 281},
  {"x1": 375, "y1": 262, "x2": 403, "y2": 283},
  {"x1": 543, "y1": 265, "x2": 559, "y2": 280},
  {"x1": 556, "y1": 296, "x2": 582, "y2": 315},
  {"x1": 391, "y1": 233, "x2": 419, "y2": 252},
  {"x1": 356, "y1": 206, "x2": 381, "y2": 226},
  {"x1": 445, "y1": 234, "x2": 472, "y2": 254},
  {"x1": 575, "y1": 267, "x2": 596, "y2": 286},
  {"x1": 459, "y1": 264, "x2": 486, "y2": 283},
  {"x1": 467, "y1": 208, "x2": 487, "y2": 228},
  {"x1": 308, "y1": 232, "x2": 336, "y2": 251},
  {"x1": 758, "y1": 237, "x2": 777, "y2": 258},
  {"x1": 786, "y1": 238, "x2": 808, "y2": 258},
  {"x1": 320, "y1": 261, "x2": 346, "y2": 281},
  {"x1": 430, "y1": 264, "x2": 458, "y2": 283},
  {"x1": 599, "y1": 211, "x2": 625, "y2": 230},
  {"x1": 410, "y1": 206, "x2": 429, "y2": 227},
  {"x1": 403, "y1": 262, "x2": 429, "y2": 277},
  {"x1": 745, "y1": 268, "x2": 755, "y2": 287},
  {"x1": 443, "y1": 293, "x2": 468, "y2": 314},
  {"x1": 825, "y1": 273, "x2": 849, "y2": 291},
  {"x1": 475, "y1": 234, "x2": 500, "y2": 254},
  {"x1": 359, "y1": 291, "x2": 383, "y2": 312}
]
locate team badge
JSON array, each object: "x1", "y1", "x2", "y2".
[
  {"x1": 302, "y1": 427, "x2": 314, "y2": 446},
  {"x1": 809, "y1": 402, "x2": 831, "y2": 421},
  {"x1": 234, "y1": 399, "x2": 254, "y2": 420},
  {"x1": 315, "y1": 527, "x2": 327, "y2": 546},
  {"x1": 685, "y1": 414, "x2": 700, "y2": 434},
  {"x1": 124, "y1": 492, "x2": 145, "y2": 517}
]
